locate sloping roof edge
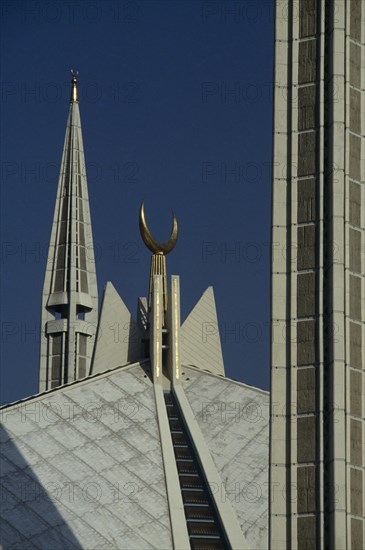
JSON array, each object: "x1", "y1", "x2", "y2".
[
  {"x1": 1, "y1": 359, "x2": 150, "y2": 411},
  {"x1": 181, "y1": 364, "x2": 269, "y2": 396},
  {"x1": 2, "y1": 361, "x2": 268, "y2": 411}
]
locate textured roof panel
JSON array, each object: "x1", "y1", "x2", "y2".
[
  {"x1": 181, "y1": 366, "x2": 269, "y2": 550},
  {"x1": 1, "y1": 361, "x2": 270, "y2": 549},
  {"x1": 0, "y1": 363, "x2": 173, "y2": 550}
]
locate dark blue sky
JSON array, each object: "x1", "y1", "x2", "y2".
[{"x1": 1, "y1": 0, "x2": 274, "y2": 405}]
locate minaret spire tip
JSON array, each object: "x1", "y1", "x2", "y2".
[{"x1": 70, "y1": 69, "x2": 79, "y2": 103}]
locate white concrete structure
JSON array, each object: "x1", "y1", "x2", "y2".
[
  {"x1": 1, "y1": 360, "x2": 269, "y2": 549},
  {"x1": 39, "y1": 72, "x2": 98, "y2": 392},
  {"x1": 2, "y1": 76, "x2": 270, "y2": 547},
  {"x1": 91, "y1": 282, "x2": 142, "y2": 375},
  {"x1": 1, "y1": 363, "x2": 174, "y2": 549},
  {"x1": 270, "y1": 2, "x2": 364, "y2": 549},
  {"x1": 181, "y1": 287, "x2": 225, "y2": 377}
]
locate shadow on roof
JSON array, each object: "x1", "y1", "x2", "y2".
[{"x1": 0, "y1": 425, "x2": 83, "y2": 549}]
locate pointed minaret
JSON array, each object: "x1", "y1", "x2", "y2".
[{"x1": 39, "y1": 71, "x2": 98, "y2": 392}]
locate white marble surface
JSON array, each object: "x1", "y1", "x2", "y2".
[
  {"x1": 1, "y1": 363, "x2": 172, "y2": 550},
  {"x1": 182, "y1": 366, "x2": 269, "y2": 549}
]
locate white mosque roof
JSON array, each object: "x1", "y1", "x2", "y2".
[{"x1": 1, "y1": 362, "x2": 269, "y2": 549}]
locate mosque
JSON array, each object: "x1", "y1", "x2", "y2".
[{"x1": 1, "y1": 2, "x2": 364, "y2": 549}]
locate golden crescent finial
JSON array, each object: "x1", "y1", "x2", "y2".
[{"x1": 139, "y1": 201, "x2": 178, "y2": 255}]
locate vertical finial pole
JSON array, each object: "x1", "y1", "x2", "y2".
[{"x1": 70, "y1": 69, "x2": 79, "y2": 102}]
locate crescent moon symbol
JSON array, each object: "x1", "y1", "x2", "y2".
[{"x1": 139, "y1": 201, "x2": 178, "y2": 255}]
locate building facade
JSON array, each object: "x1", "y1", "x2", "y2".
[{"x1": 270, "y1": 1, "x2": 364, "y2": 549}]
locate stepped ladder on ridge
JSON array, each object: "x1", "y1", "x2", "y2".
[{"x1": 164, "y1": 391, "x2": 229, "y2": 550}]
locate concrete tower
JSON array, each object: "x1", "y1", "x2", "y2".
[
  {"x1": 39, "y1": 71, "x2": 98, "y2": 392},
  {"x1": 270, "y1": 1, "x2": 364, "y2": 549}
]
